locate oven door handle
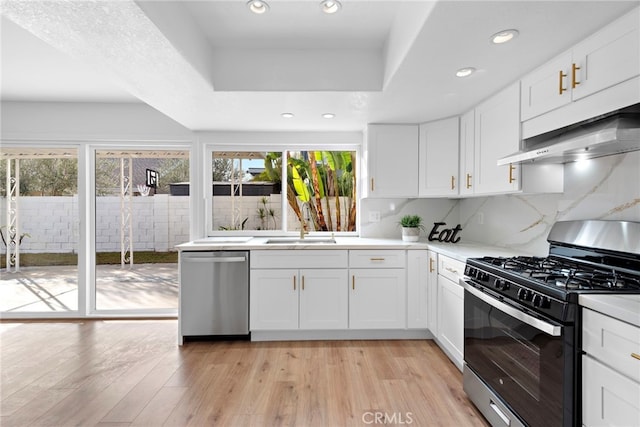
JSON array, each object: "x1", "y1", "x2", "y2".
[{"x1": 462, "y1": 280, "x2": 562, "y2": 337}]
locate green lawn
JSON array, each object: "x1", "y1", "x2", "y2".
[{"x1": 1, "y1": 251, "x2": 178, "y2": 268}]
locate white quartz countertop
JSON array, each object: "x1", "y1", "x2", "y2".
[
  {"x1": 177, "y1": 237, "x2": 528, "y2": 261},
  {"x1": 579, "y1": 294, "x2": 640, "y2": 327}
]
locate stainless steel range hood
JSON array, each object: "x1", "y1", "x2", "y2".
[{"x1": 497, "y1": 104, "x2": 640, "y2": 165}]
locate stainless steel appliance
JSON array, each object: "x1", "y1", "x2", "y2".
[
  {"x1": 179, "y1": 251, "x2": 249, "y2": 342},
  {"x1": 462, "y1": 220, "x2": 640, "y2": 427}
]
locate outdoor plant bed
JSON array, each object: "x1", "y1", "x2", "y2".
[{"x1": 0, "y1": 251, "x2": 178, "y2": 268}]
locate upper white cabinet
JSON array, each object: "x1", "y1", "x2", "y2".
[
  {"x1": 521, "y1": 6, "x2": 640, "y2": 123},
  {"x1": 474, "y1": 82, "x2": 521, "y2": 194},
  {"x1": 365, "y1": 124, "x2": 419, "y2": 198},
  {"x1": 459, "y1": 110, "x2": 475, "y2": 196},
  {"x1": 418, "y1": 117, "x2": 460, "y2": 197}
]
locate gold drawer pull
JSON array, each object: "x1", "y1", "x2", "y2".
[
  {"x1": 293, "y1": 275, "x2": 296, "y2": 291},
  {"x1": 352, "y1": 275, "x2": 355, "y2": 290},
  {"x1": 302, "y1": 276, "x2": 305, "y2": 291},
  {"x1": 370, "y1": 257, "x2": 385, "y2": 261},
  {"x1": 445, "y1": 267, "x2": 458, "y2": 275},
  {"x1": 429, "y1": 258, "x2": 435, "y2": 273},
  {"x1": 466, "y1": 173, "x2": 472, "y2": 189},
  {"x1": 508, "y1": 164, "x2": 516, "y2": 184},
  {"x1": 451, "y1": 175, "x2": 455, "y2": 190},
  {"x1": 632, "y1": 353, "x2": 640, "y2": 361},
  {"x1": 371, "y1": 178, "x2": 374, "y2": 192}
]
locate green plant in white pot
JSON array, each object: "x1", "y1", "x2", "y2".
[{"x1": 399, "y1": 214, "x2": 424, "y2": 242}]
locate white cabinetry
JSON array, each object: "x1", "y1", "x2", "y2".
[
  {"x1": 582, "y1": 307, "x2": 640, "y2": 427},
  {"x1": 250, "y1": 250, "x2": 348, "y2": 331},
  {"x1": 436, "y1": 254, "x2": 465, "y2": 371},
  {"x1": 474, "y1": 82, "x2": 521, "y2": 194},
  {"x1": 365, "y1": 124, "x2": 419, "y2": 198},
  {"x1": 407, "y1": 250, "x2": 429, "y2": 329},
  {"x1": 459, "y1": 110, "x2": 475, "y2": 197},
  {"x1": 349, "y1": 250, "x2": 406, "y2": 329},
  {"x1": 521, "y1": 6, "x2": 640, "y2": 135},
  {"x1": 418, "y1": 117, "x2": 459, "y2": 197}
]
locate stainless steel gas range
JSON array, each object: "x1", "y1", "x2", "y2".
[{"x1": 461, "y1": 220, "x2": 640, "y2": 427}]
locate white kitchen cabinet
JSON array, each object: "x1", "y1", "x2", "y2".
[
  {"x1": 250, "y1": 250, "x2": 348, "y2": 331},
  {"x1": 521, "y1": 6, "x2": 640, "y2": 122},
  {"x1": 250, "y1": 269, "x2": 299, "y2": 330},
  {"x1": 458, "y1": 110, "x2": 475, "y2": 197},
  {"x1": 407, "y1": 250, "x2": 429, "y2": 329},
  {"x1": 299, "y1": 269, "x2": 349, "y2": 330},
  {"x1": 582, "y1": 307, "x2": 640, "y2": 427},
  {"x1": 426, "y1": 250, "x2": 438, "y2": 334},
  {"x1": 365, "y1": 124, "x2": 419, "y2": 198},
  {"x1": 418, "y1": 117, "x2": 459, "y2": 197},
  {"x1": 474, "y1": 82, "x2": 521, "y2": 194},
  {"x1": 436, "y1": 255, "x2": 465, "y2": 370},
  {"x1": 349, "y1": 250, "x2": 407, "y2": 329}
]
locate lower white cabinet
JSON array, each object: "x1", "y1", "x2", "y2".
[
  {"x1": 436, "y1": 255, "x2": 465, "y2": 370},
  {"x1": 407, "y1": 250, "x2": 429, "y2": 329},
  {"x1": 349, "y1": 268, "x2": 406, "y2": 329},
  {"x1": 426, "y1": 250, "x2": 439, "y2": 334},
  {"x1": 250, "y1": 268, "x2": 348, "y2": 330},
  {"x1": 582, "y1": 307, "x2": 640, "y2": 427}
]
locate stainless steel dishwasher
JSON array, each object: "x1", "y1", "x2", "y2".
[{"x1": 179, "y1": 251, "x2": 249, "y2": 344}]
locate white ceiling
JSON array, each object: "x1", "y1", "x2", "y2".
[{"x1": 1, "y1": 0, "x2": 638, "y2": 132}]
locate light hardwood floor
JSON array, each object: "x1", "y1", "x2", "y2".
[{"x1": 0, "y1": 320, "x2": 488, "y2": 426}]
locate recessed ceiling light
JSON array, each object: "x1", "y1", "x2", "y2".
[
  {"x1": 247, "y1": 0, "x2": 269, "y2": 14},
  {"x1": 322, "y1": 113, "x2": 336, "y2": 119},
  {"x1": 281, "y1": 113, "x2": 294, "y2": 118},
  {"x1": 455, "y1": 67, "x2": 476, "y2": 78},
  {"x1": 320, "y1": 0, "x2": 342, "y2": 14},
  {"x1": 491, "y1": 29, "x2": 519, "y2": 44}
]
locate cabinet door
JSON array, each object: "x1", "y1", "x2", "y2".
[
  {"x1": 459, "y1": 110, "x2": 475, "y2": 196},
  {"x1": 250, "y1": 269, "x2": 298, "y2": 330},
  {"x1": 520, "y1": 52, "x2": 573, "y2": 121},
  {"x1": 349, "y1": 268, "x2": 406, "y2": 329},
  {"x1": 437, "y1": 275, "x2": 464, "y2": 368},
  {"x1": 426, "y1": 251, "x2": 438, "y2": 334},
  {"x1": 572, "y1": 7, "x2": 640, "y2": 101},
  {"x1": 583, "y1": 356, "x2": 640, "y2": 427},
  {"x1": 366, "y1": 124, "x2": 419, "y2": 198},
  {"x1": 474, "y1": 82, "x2": 521, "y2": 194},
  {"x1": 299, "y1": 269, "x2": 348, "y2": 330},
  {"x1": 407, "y1": 250, "x2": 429, "y2": 329},
  {"x1": 418, "y1": 117, "x2": 459, "y2": 197}
]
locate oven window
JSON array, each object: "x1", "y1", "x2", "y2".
[{"x1": 464, "y1": 289, "x2": 567, "y2": 427}]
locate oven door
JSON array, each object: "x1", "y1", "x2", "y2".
[{"x1": 463, "y1": 281, "x2": 573, "y2": 427}]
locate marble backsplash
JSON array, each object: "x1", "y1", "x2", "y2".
[{"x1": 361, "y1": 151, "x2": 639, "y2": 256}]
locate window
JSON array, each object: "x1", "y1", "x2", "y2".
[{"x1": 209, "y1": 149, "x2": 357, "y2": 234}]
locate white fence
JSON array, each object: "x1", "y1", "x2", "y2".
[{"x1": 1, "y1": 194, "x2": 189, "y2": 253}]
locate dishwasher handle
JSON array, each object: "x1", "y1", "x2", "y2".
[{"x1": 182, "y1": 253, "x2": 248, "y2": 263}]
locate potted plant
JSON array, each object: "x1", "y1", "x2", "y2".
[{"x1": 399, "y1": 214, "x2": 424, "y2": 242}]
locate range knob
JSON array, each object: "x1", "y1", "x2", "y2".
[
  {"x1": 532, "y1": 294, "x2": 551, "y2": 309},
  {"x1": 517, "y1": 288, "x2": 533, "y2": 301},
  {"x1": 495, "y1": 279, "x2": 510, "y2": 291}
]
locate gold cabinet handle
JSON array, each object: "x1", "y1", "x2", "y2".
[
  {"x1": 370, "y1": 257, "x2": 385, "y2": 261},
  {"x1": 352, "y1": 275, "x2": 355, "y2": 290},
  {"x1": 571, "y1": 63, "x2": 581, "y2": 89},
  {"x1": 302, "y1": 275, "x2": 305, "y2": 291},
  {"x1": 429, "y1": 258, "x2": 435, "y2": 273},
  {"x1": 445, "y1": 267, "x2": 458, "y2": 275},
  {"x1": 451, "y1": 175, "x2": 455, "y2": 190},
  {"x1": 559, "y1": 70, "x2": 567, "y2": 94},
  {"x1": 293, "y1": 275, "x2": 296, "y2": 291},
  {"x1": 508, "y1": 164, "x2": 516, "y2": 184},
  {"x1": 632, "y1": 353, "x2": 640, "y2": 361},
  {"x1": 466, "y1": 173, "x2": 472, "y2": 189},
  {"x1": 371, "y1": 178, "x2": 374, "y2": 192}
]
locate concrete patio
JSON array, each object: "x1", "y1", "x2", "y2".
[{"x1": 0, "y1": 263, "x2": 178, "y2": 313}]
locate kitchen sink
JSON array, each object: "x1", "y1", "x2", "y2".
[{"x1": 265, "y1": 237, "x2": 337, "y2": 244}]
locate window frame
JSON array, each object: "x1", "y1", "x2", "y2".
[{"x1": 204, "y1": 144, "x2": 360, "y2": 237}]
